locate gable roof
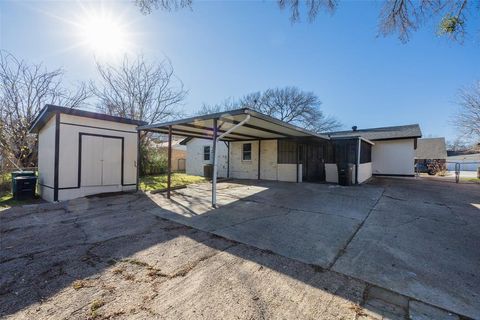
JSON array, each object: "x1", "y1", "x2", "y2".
[
  {"x1": 326, "y1": 124, "x2": 422, "y2": 141},
  {"x1": 415, "y1": 138, "x2": 447, "y2": 159},
  {"x1": 29, "y1": 104, "x2": 147, "y2": 133}
]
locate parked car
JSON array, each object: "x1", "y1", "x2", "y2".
[{"x1": 415, "y1": 161, "x2": 437, "y2": 175}]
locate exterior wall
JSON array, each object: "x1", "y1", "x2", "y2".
[
  {"x1": 259, "y1": 140, "x2": 278, "y2": 180},
  {"x1": 277, "y1": 164, "x2": 302, "y2": 182},
  {"x1": 325, "y1": 163, "x2": 338, "y2": 183},
  {"x1": 185, "y1": 139, "x2": 228, "y2": 177},
  {"x1": 230, "y1": 140, "x2": 301, "y2": 182},
  {"x1": 358, "y1": 162, "x2": 372, "y2": 183},
  {"x1": 372, "y1": 139, "x2": 415, "y2": 176},
  {"x1": 325, "y1": 163, "x2": 371, "y2": 184},
  {"x1": 36, "y1": 113, "x2": 140, "y2": 202},
  {"x1": 37, "y1": 116, "x2": 56, "y2": 202},
  {"x1": 230, "y1": 141, "x2": 260, "y2": 179}
]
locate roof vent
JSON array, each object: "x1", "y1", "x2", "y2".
[{"x1": 352, "y1": 126, "x2": 358, "y2": 131}]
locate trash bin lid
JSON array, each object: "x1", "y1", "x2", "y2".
[{"x1": 14, "y1": 176, "x2": 37, "y2": 180}]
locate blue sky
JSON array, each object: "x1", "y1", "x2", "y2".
[{"x1": 0, "y1": 0, "x2": 479, "y2": 141}]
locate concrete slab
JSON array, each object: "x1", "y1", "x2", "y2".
[
  {"x1": 333, "y1": 178, "x2": 480, "y2": 319},
  {"x1": 147, "y1": 180, "x2": 384, "y2": 268},
  {"x1": 409, "y1": 300, "x2": 460, "y2": 320},
  {"x1": 0, "y1": 192, "x2": 371, "y2": 320}
]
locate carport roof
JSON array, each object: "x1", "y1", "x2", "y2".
[{"x1": 138, "y1": 108, "x2": 330, "y2": 141}]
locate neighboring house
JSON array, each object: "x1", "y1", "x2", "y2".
[
  {"x1": 327, "y1": 124, "x2": 422, "y2": 176},
  {"x1": 414, "y1": 138, "x2": 447, "y2": 171},
  {"x1": 151, "y1": 138, "x2": 187, "y2": 172}
]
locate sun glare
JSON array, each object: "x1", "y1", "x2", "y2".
[{"x1": 76, "y1": 9, "x2": 132, "y2": 58}]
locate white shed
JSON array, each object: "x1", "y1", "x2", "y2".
[{"x1": 29, "y1": 105, "x2": 146, "y2": 202}]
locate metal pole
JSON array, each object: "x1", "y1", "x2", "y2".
[
  {"x1": 258, "y1": 140, "x2": 261, "y2": 179},
  {"x1": 136, "y1": 131, "x2": 141, "y2": 191},
  {"x1": 212, "y1": 119, "x2": 218, "y2": 207},
  {"x1": 296, "y1": 141, "x2": 299, "y2": 183},
  {"x1": 356, "y1": 138, "x2": 361, "y2": 184},
  {"x1": 227, "y1": 141, "x2": 230, "y2": 178},
  {"x1": 167, "y1": 125, "x2": 172, "y2": 199}
]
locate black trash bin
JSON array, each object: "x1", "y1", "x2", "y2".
[
  {"x1": 13, "y1": 176, "x2": 37, "y2": 200},
  {"x1": 11, "y1": 171, "x2": 36, "y2": 193},
  {"x1": 338, "y1": 163, "x2": 353, "y2": 186}
]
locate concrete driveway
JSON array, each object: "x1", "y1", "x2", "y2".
[
  {"x1": 147, "y1": 177, "x2": 480, "y2": 319},
  {"x1": 1, "y1": 177, "x2": 478, "y2": 319}
]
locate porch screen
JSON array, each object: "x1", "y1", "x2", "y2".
[
  {"x1": 277, "y1": 140, "x2": 297, "y2": 164},
  {"x1": 360, "y1": 141, "x2": 372, "y2": 163}
]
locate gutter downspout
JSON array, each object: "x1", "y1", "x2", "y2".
[{"x1": 212, "y1": 114, "x2": 251, "y2": 207}]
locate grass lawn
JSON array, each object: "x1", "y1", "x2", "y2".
[
  {"x1": 140, "y1": 173, "x2": 207, "y2": 192},
  {"x1": 461, "y1": 177, "x2": 480, "y2": 184}
]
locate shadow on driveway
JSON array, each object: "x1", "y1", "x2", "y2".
[{"x1": 1, "y1": 177, "x2": 478, "y2": 319}]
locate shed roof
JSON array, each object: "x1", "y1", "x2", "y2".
[
  {"x1": 29, "y1": 104, "x2": 147, "y2": 133},
  {"x1": 138, "y1": 108, "x2": 330, "y2": 141},
  {"x1": 326, "y1": 124, "x2": 421, "y2": 141},
  {"x1": 415, "y1": 138, "x2": 447, "y2": 159}
]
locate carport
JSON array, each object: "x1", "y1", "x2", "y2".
[{"x1": 138, "y1": 108, "x2": 332, "y2": 207}]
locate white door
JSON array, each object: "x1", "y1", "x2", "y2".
[
  {"x1": 81, "y1": 135, "x2": 103, "y2": 186},
  {"x1": 81, "y1": 135, "x2": 122, "y2": 187},
  {"x1": 102, "y1": 138, "x2": 122, "y2": 185}
]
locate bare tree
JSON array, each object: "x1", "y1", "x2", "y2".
[
  {"x1": 135, "y1": 0, "x2": 477, "y2": 42},
  {"x1": 378, "y1": 0, "x2": 474, "y2": 42},
  {"x1": 0, "y1": 51, "x2": 89, "y2": 168},
  {"x1": 91, "y1": 55, "x2": 187, "y2": 125},
  {"x1": 198, "y1": 87, "x2": 341, "y2": 132},
  {"x1": 196, "y1": 98, "x2": 238, "y2": 115},
  {"x1": 454, "y1": 80, "x2": 480, "y2": 140}
]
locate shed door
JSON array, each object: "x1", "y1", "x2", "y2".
[
  {"x1": 102, "y1": 138, "x2": 122, "y2": 185},
  {"x1": 81, "y1": 135, "x2": 122, "y2": 187}
]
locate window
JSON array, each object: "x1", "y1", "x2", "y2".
[
  {"x1": 203, "y1": 146, "x2": 210, "y2": 161},
  {"x1": 242, "y1": 143, "x2": 252, "y2": 161}
]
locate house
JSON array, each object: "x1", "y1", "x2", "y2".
[
  {"x1": 182, "y1": 122, "x2": 422, "y2": 180},
  {"x1": 327, "y1": 124, "x2": 422, "y2": 176},
  {"x1": 141, "y1": 109, "x2": 422, "y2": 191},
  {"x1": 29, "y1": 105, "x2": 146, "y2": 202}
]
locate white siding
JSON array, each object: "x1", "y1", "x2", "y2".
[
  {"x1": 37, "y1": 116, "x2": 56, "y2": 202},
  {"x1": 325, "y1": 163, "x2": 338, "y2": 183},
  {"x1": 277, "y1": 164, "x2": 302, "y2": 182},
  {"x1": 37, "y1": 113, "x2": 139, "y2": 202},
  {"x1": 185, "y1": 139, "x2": 228, "y2": 177},
  {"x1": 372, "y1": 139, "x2": 415, "y2": 176},
  {"x1": 358, "y1": 162, "x2": 372, "y2": 183}
]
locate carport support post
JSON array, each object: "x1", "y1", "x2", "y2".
[
  {"x1": 167, "y1": 125, "x2": 172, "y2": 199},
  {"x1": 355, "y1": 137, "x2": 360, "y2": 185},
  {"x1": 212, "y1": 118, "x2": 218, "y2": 208}
]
